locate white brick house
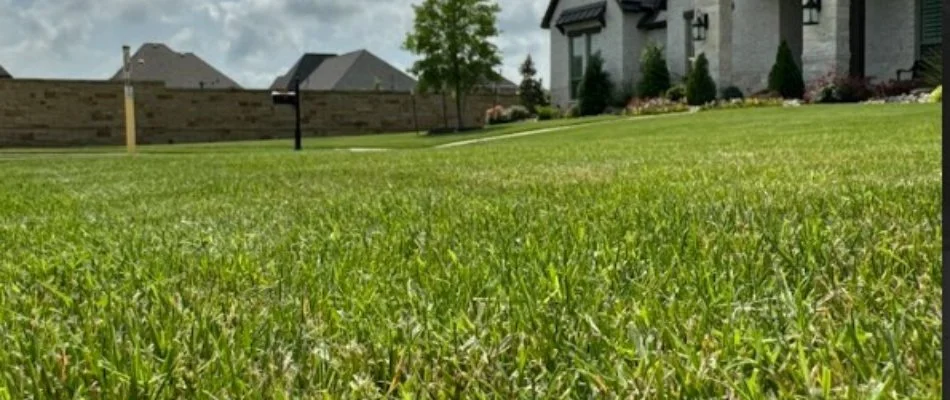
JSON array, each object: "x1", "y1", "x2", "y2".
[{"x1": 542, "y1": 0, "x2": 943, "y2": 108}]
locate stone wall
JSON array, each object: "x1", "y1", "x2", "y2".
[{"x1": 0, "y1": 78, "x2": 518, "y2": 147}]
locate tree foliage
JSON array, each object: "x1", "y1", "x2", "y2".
[
  {"x1": 518, "y1": 55, "x2": 548, "y2": 113},
  {"x1": 686, "y1": 53, "x2": 717, "y2": 106},
  {"x1": 637, "y1": 43, "x2": 672, "y2": 98},
  {"x1": 767, "y1": 40, "x2": 805, "y2": 99},
  {"x1": 578, "y1": 52, "x2": 612, "y2": 116},
  {"x1": 403, "y1": 0, "x2": 502, "y2": 129}
]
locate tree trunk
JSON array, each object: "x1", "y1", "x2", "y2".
[
  {"x1": 454, "y1": 83, "x2": 463, "y2": 131},
  {"x1": 441, "y1": 89, "x2": 448, "y2": 128}
]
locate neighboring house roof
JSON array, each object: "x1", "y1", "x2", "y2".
[
  {"x1": 109, "y1": 43, "x2": 241, "y2": 89},
  {"x1": 541, "y1": 0, "x2": 666, "y2": 29},
  {"x1": 269, "y1": 53, "x2": 337, "y2": 90},
  {"x1": 297, "y1": 49, "x2": 417, "y2": 92},
  {"x1": 478, "y1": 74, "x2": 518, "y2": 90},
  {"x1": 0, "y1": 64, "x2": 11, "y2": 79}
]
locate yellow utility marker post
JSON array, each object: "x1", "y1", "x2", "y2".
[{"x1": 122, "y1": 45, "x2": 137, "y2": 153}]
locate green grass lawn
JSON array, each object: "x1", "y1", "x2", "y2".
[
  {"x1": 0, "y1": 104, "x2": 940, "y2": 398},
  {"x1": 0, "y1": 115, "x2": 619, "y2": 156}
]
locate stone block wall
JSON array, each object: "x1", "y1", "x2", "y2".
[{"x1": 0, "y1": 79, "x2": 518, "y2": 147}]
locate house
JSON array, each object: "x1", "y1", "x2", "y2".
[
  {"x1": 272, "y1": 50, "x2": 417, "y2": 92},
  {"x1": 269, "y1": 53, "x2": 338, "y2": 90},
  {"x1": 109, "y1": 43, "x2": 241, "y2": 89},
  {"x1": 475, "y1": 75, "x2": 519, "y2": 95},
  {"x1": 542, "y1": 0, "x2": 943, "y2": 108},
  {"x1": 0, "y1": 64, "x2": 11, "y2": 79}
]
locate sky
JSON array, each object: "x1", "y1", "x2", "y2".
[{"x1": 0, "y1": 0, "x2": 552, "y2": 89}]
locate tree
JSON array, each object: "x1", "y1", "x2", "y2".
[
  {"x1": 578, "y1": 53, "x2": 612, "y2": 116},
  {"x1": 518, "y1": 55, "x2": 547, "y2": 113},
  {"x1": 767, "y1": 40, "x2": 805, "y2": 99},
  {"x1": 686, "y1": 53, "x2": 717, "y2": 105},
  {"x1": 637, "y1": 43, "x2": 671, "y2": 98},
  {"x1": 403, "y1": 0, "x2": 502, "y2": 130}
]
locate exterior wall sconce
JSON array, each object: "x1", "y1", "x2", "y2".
[
  {"x1": 692, "y1": 12, "x2": 709, "y2": 41},
  {"x1": 803, "y1": 0, "x2": 821, "y2": 25}
]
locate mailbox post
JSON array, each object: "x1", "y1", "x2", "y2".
[{"x1": 271, "y1": 78, "x2": 302, "y2": 151}]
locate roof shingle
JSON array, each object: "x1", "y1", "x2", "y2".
[
  {"x1": 109, "y1": 43, "x2": 241, "y2": 89},
  {"x1": 296, "y1": 50, "x2": 417, "y2": 92},
  {"x1": 555, "y1": 1, "x2": 607, "y2": 30}
]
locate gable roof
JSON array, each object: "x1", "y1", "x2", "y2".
[
  {"x1": 478, "y1": 73, "x2": 517, "y2": 89},
  {"x1": 298, "y1": 50, "x2": 417, "y2": 92},
  {"x1": 109, "y1": 43, "x2": 241, "y2": 89},
  {"x1": 269, "y1": 53, "x2": 337, "y2": 90},
  {"x1": 0, "y1": 64, "x2": 10, "y2": 79},
  {"x1": 541, "y1": 0, "x2": 666, "y2": 29}
]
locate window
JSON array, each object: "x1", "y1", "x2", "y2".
[
  {"x1": 569, "y1": 32, "x2": 593, "y2": 99},
  {"x1": 919, "y1": 0, "x2": 942, "y2": 57}
]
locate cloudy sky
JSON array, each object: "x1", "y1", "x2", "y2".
[{"x1": 0, "y1": 0, "x2": 551, "y2": 88}]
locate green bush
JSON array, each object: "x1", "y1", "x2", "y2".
[
  {"x1": 720, "y1": 86, "x2": 744, "y2": 100},
  {"x1": 535, "y1": 106, "x2": 560, "y2": 120},
  {"x1": 507, "y1": 105, "x2": 532, "y2": 121},
  {"x1": 767, "y1": 40, "x2": 805, "y2": 99},
  {"x1": 578, "y1": 53, "x2": 613, "y2": 116},
  {"x1": 637, "y1": 43, "x2": 671, "y2": 98},
  {"x1": 666, "y1": 84, "x2": 687, "y2": 102},
  {"x1": 565, "y1": 104, "x2": 580, "y2": 118},
  {"x1": 931, "y1": 86, "x2": 942, "y2": 103},
  {"x1": 686, "y1": 53, "x2": 717, "y2": 106}
]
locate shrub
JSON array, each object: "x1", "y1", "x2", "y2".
[
  {"x1": 485, "y1": 105, "x2": 510, "y2": 125},
  {"x1": 720, "y1": 86, "x2": 744, "y2": 100},
  {"x1": 873, "y1": 79, "x2": 923, "y2": 98},
  {"x1": 565, "y1": 104, "x2": 580, "y2": 118},
  {"x1": 931, "y1": 86, "x2": 942, "y2": 103},
  {"x1": 507, "y1": 105, "x2": 532, "y2": 121},
  {"x1": 686, "y1": 53, "x2": 717, "y2": 106},
  {"x1": 767, "y1": 40, "x2": 805, "y2": 99},
  {"x1": 536, "y1": 106, "x2": 560, "y2": 120},
  {"x1": 805, "y1": 73, "x2": 874, "y2": 103},
  {"x1": 666, "y1": 84, "x2": 687, "y2": 102},
  {"x1": 832, "y1": 76, "x2": 874, "y2": 103},
  {"x1": 626, "y1": 97, "x2": 688, "y2": 116},
  {"x1": 637, "y1": 43, "x2": 671, "y2": 98},
  {"x1": 578, "y1": 53, "x2": 613, "y2": 116}
]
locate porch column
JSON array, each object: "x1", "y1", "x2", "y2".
[
  {"x1": 803, "y1": 0, "x2": 851, "y2": 83},
  {"x1": 694, "y1": 0, "x2": 733, "y2": 89}
]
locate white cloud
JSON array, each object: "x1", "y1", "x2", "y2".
[{"x1": 0, "y1": 0, "x2": 552, "y2": 88}]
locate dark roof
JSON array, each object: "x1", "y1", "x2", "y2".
[
  {"x1": 297, "y1": 49, "x2": 417, "y2": 92},
  {"x1": 0, "y1": 64, "x2": 10, "y2": 79},
  {"x1": 554, "y1": 1, "x2": 607, "y2": 32},
  {"x1": 637, "y1": 8, "x2": 667, "y2": 30},
  {"x1": 618, "y1": 0, "x2": 666, "y2": 12},
  {"x1": 542, "y1": 0, "x2": 666, "y2": 29},
  {"x1": 478, "y1": 73, "x2": 517, "y2": 89},
  {"x1": 269, "y1": 53, "x2": 337, "y2": 90},
  {"x1": 110, "y1": 43, "x2": 241, "y2": 89}
]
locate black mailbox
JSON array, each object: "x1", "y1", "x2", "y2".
[
  {"x1": 270, "y1": 79, "x2": 303, "y2": 151},
  {"x1": 271, "y1": 90, "x2": 298, "y2": 106}
]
